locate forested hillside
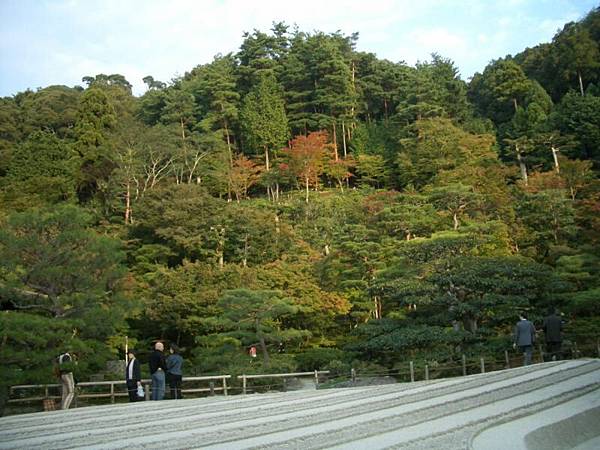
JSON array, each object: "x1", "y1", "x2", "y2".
[{"x1": 1, "y1": 9, "x2": 599, "y2": 408}]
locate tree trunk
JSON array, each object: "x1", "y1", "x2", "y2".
[
  {"x1": 242, "y1": 234, "x2": 248, "y2": 267},
  {"x1": 463, "y1": 317, "x2": 478, "y2": 332},
  {"x1": 578, "y1": 70, "x2": 584, "y2": 96},
  {"x1": 374, "y1": 296, "x2": 382, "y2": 319},
  {"x1": 350, "y1": 61, "x2": 356, "y2": 122},
  {"x1": 384, "y1": 98, "x2": 389, "y2": 121},
  {"x1": 332, "y1": 122, "x2": 339, "y2": 161},
  {"x1": 516, "y1": 144, "x2": 528, "y2": 186},
  {"x1": 453, "y1": 211, "x2": 459, "y2": 230},
  {"x1": 125, "y1": 181, "x2": 132, "y2": 225},
  {"x1": 256, "y1": 320, "x2": 270, "y2": 366},
  {"x1": 224, "y1": 121, "x2": 233, "y2": 202},
  {"x1": 264, "y1": 146, "x2": 270, "y2": 171},
  {"x1": 215, "y1": 227, "x2": 225, "y2": 269},
  {"x1": 305, "y1": 176, "x2": 309, "y2": 203},
  {"x1": 551, "y1": 146, "x2": 560, "y2": 173},
  {"x1": 180, "y1": 117, "x2": 186, "y2": 142},
  {"x1": 512, "y1": 98, "x2": 518, "y2": 113},
  {"x1": 341, "y1": 121, "x2": 347, "y2": 158}
]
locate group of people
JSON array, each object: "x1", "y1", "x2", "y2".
[
  {"x1": 54, "y1": 310, "x2": 563, "y2": 409},
  {"x1": 125, "y1": 342, "x2": 184, "y2": 402},
  {"x1": 513, "y1": 309, "x2": 564, "y2": 366},
  {"x1": 55, "y1": 342, "x2": 184, "y2": 409}
]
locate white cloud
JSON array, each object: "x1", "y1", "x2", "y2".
[{"x1": 1, "y1": 0, "x2": 598, "y2": 96}]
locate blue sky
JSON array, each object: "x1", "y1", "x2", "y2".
[{"x1": 0, "y1": 0, "x2": 597, "y2": 97}]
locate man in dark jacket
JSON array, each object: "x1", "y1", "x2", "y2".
[
  {"x1": 125, "y1": 349, "x2": 142, "y2": 402},
  {"x1": 513, "y1": 312, "x2": 536, "y2": 366},
  {"x1": 149, "y1": 342, "x2": 166, "y2": 400},
  {"x1": 543, "y1": 308, "x2": 564, "y2": 361}
]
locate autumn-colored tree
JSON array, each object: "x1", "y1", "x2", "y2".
[
  {"x1": 229, "y1": 154, "x2": 263, "y2": 201},
  {"x1": 325, "y1": 156, "x2": 354, "y2": 192},
  {"x1": 283, "y1": 131, "x2": 329, "y2": 203}
]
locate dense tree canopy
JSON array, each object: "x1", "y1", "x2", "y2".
[{"x1": 1, "y1": 10, "x2": 599, "y2": 413}]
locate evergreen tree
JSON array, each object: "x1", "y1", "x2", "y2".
[
  {"x1": 239, "y1": 74, "x2": 289, "y2": 173},
  {"x1": 73, "y1": 87, "x2": 117, "y2": 203}
]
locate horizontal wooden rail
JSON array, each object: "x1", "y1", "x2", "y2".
[
  {"x1": 9, "y1": 375, "x2": 232, "y2": 405},
  {"x1": 237, "y1": 371, "x2": 330, "y2": 380},
  {"x1": 7, "y1": 341, "x2": 597, "y2": 410},
  {"x1": 237, "y1": 370, "x2": 330, "y2": 395}
]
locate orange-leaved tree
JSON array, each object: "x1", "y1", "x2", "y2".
[
  {"x1": 283, "y1": 131, "x2": 330, "y2": 203},
  {"x1": 229, "y1": 154, "x2": 263, "y2": 202}
]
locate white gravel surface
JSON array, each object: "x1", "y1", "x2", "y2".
[{"x1": 0, "y1": 359, "x2": 598, "y2": 450}]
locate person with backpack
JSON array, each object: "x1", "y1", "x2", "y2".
[{"x1": 57, "y1": 351, "x2": 76, "y2": 409}]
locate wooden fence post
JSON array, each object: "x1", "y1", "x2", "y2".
[
  {"x1": 351, "y1": 368, "x2": 356, "y2": 384},
  {"x1": 425, "y1": 364, "x2": 429, "y2": 381},
  {"x1": 242, "y1": 375, "x2": 247, "y2": 395},
  {"x1": 538, "y1": 343, "x2": 545, "y2": 363},
  {"x1": 505, "y1": 350, "x2": 510, "y2": 369},
  {"x1": 597, "y1": 339, "x2": 600, "y2": 358},
  {"x1": 110, "y1": 382, "x2": 115, "y2": 404},
  {"x1": 222, "y1": 377, "x2": 228, "y2": 396},
  {"x1": 409, "y1": 361, "x2": 414, "y2": 382},
  {"x1": 314, "y1": 370, "x2": 319, "y2": 388},
  {"x1": 480, "y1": 357, "x2": 485, "y2": 374},
  {"x1": 209, "y1": 381, "x2": 215, "y2": 396},
  {"x1": 462, "y1": 354, "x2": 467, "y2": 376},
  {"x1": 144, "y1": 384, "x2": 150, "y2": 401}
]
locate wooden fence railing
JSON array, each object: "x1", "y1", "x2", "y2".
[
  {"x1": 8, "y1": 375, "x2": 231, "y2": 406},
  {"x1": 237, "y1": 370, "x2": 330, "y2": 394},
  {"x1": 7, "y1": 341, "x2": 598, "y2": 412}
]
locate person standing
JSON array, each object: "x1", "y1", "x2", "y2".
[
  {"x1": 149, "y1": 342, "x2": 166, "y2": 400},
  {"x1": 125, "y1": 349, "x2": 142, "y2": 402},
  {"x1": 543, "y1": 308, "x2": 564, "y2": 361},
  {"x1": 57, "y1": 351, "x2": 75, "y2": 409},
  {"x1": 513, "y1": 312, "x2": 536, "y2": 366},
  {"x1": 166, "y1": 344, "x2": 184, "y2": 399}
]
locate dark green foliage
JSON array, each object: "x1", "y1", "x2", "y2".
[
  {"x1": 1, "y1": 12, "x2": 600, "y2": 397},
  {"x1": 0, "y1": 206, "x2": 130, "y2": 412},
  {"x1": 347, "y1": 319, "x2": 471, "y2": 362},
  {"x1": 73, "y1": 87, "x2": 117, "y2": 203},
  {"x1": 295, "y1": 347, "x2": 350, "y2": 371},
  {"x1": 551, "y1": 92, "x2": 600, "y2": 164},
  {"x1": 239, "y1": 73, "x2": 288, "y2": 164},
  {"x1": 4, "y1": 130, "x2": 77, "y2": 206},
  {"x1": 0, "y1": 205, "x2": 127, "y2": 324}
]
